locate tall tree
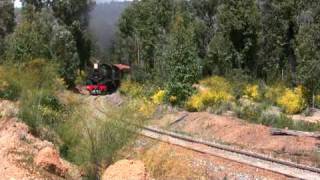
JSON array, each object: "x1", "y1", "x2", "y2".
[
  {"x1": 258, "y1": 0, "x2": 305, "y2": 82},
  {"x1": 117, "y1": 0, "x2": 175, "y2": 80},
  {"x1": 161, "y1": 13, "x2": 201, "y2": 103},
  {"x1": 0, "y1": 0, "x2": 15, "y2": 57},
  {"x1": 21, "y1": 0, "x2": 94, "y2": 70},
  {"x1": 296, "y1": 2, "x2": 320, "y2": 105},
  {"x1": 190, "y1": 0, "x2": 219, "y2": 75},
  {"x1": 206, "y1": 0, "x2": 261, "y2": 76},
  {"x1": 4, "y1": 9, "x2": 80, "y2": 87},
  {"x1": 51, "y1": 0, "x2": 94, "y2": 70}
]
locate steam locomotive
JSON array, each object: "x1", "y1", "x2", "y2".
[{"x1": 86, "y1": 63, "x2": 130, "y2": 95}]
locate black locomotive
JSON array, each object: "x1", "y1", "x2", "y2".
[{"x1": 86, "y1": 63, "x2": 129, "y2": 95}]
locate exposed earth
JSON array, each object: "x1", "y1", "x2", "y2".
[
  {"x1": 1, "y1": 93, "x2": 320, "y2": 180},
  {"x1": 152, "y1": 111, "x2": 320, "y2": 167}
]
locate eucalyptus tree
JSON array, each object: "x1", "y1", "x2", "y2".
[
  {"x1": 296, "y1": 1, "x2": 320, "y2": 105},
  {"x1": 161, "y1": 13, "x2": 201, "y2": 103},
  {"x1": 206, "y1": 0, "x2": 261, "y2": 76},
  {"x1": 190, "y1": 0, "x2": 219, "y2": 75},
  {"x1": 0, "y1": 0, "x2": 15, "y2": 57},
  {"x1": 21, "y1": 0, "x2": 94, "y2": 70},
  {"x1": 117, "y1": 0, "x2": 175, "y2": 80},
  {"x1": 4, "y1": 9, "x2": 79, "y2": 87}
]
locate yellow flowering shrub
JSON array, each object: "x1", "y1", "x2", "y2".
[
  {"x1": 120, "y1": 80, "x2": 144, "y2": 98},
  {"x1": 276, "y1": 86, "x2": 306, "y2": 114},
  {"x1": 265, "y1": 84, "x2": 286, "y2": 103},
  {"x1": 315, "y1": 95, "x2": 320, "y2": 108},
  {"x1": 243, "y1": 84, "x2": 260, "y2": 101},
  {"x1": 169, "y1": 96, "x2": 177, "y2": 104},
  {"x1": 137, "y1": 98, "x2": 157, "y2": 117},
  {"x1": 187, "y1": 76, "x2": 234, "y2": 111},
  {"x1": 200, "y1": 76, "x2": 232, "y2": 92},
  {"x1": 186, "y1": 90, "x2": 234, "y2": 111},
  {"x1": 151, "y1": 90, "x2": 166, "y2": 105}
]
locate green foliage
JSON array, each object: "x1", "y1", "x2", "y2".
[
  {"x1": 0, "y1": 60, "x2": 64, "y2": 140},
  {"x1": 4, "y1": 10, "x2": 53, "y2": 63},
  {"x1": 120, "y1": 80, "x2": 144, "y2": 98},
  {"x1": 22, "y1": 0, "x2": 94, "y2": 70},
  {"x1": 4, "y1": 9, "x2": 80, "y2": 87},
  {"x1": 200, "y1": 76, "x2": 233, "y2": 93},
  {"x1": 58, "y1": 104, "x2": 144, "y2": 179},
  {"x1": 296, "y1": 21, "x2": 320, "y2": 100},
  {"x1": 0, "y1": 66, "x2": 22, "y2": 100},
  {"x1": 0, "y1": 0, "x2": 15, "y2": 57},
  {"x1": 17, "y1": 60, "x2": 64, "y2": 136},
  {"x1": 114, "y1": 0, "x2": 320, "y2": 107},
  {"x1": 235, "y1": 101, "x2": 319, "y2": 132},
  {"x1": 116, "y1": 0, "x2": 175, "y2": 79},
  {"x1": 162, "y1": 14, "x2": 201, "y2": 104},
  {"x1": 207, "y1": 0, "x2": 260, "y2": 75}
]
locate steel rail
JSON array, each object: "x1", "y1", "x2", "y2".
[
  {"x1": 141, "y1": 126, "x2": 320, "y2": 180},
  {"x1": 92, "y1": 97, "x2": 320, "y2": 179}
]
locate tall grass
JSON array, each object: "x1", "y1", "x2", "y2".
[
  {"x1": 0, "y1": 60, "x2": 64, "y2": 137},
  {"x1": 57, "y1": 103, "x2": 145, "y2": 180}
]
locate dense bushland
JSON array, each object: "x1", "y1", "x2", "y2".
[
  {"x1": 115, "y1": 0, "x2": 320, "y2": 107},
  {"x1": 1, "y1": 0, "x2": 93, "y2": 87}
]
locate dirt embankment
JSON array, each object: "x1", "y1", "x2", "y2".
[
  {"x1": 155, "y1": 112, "x2": 320, "y2": 167},
  {"x1": 0, "y1": 100, "x2": 82, "y2": 180}
]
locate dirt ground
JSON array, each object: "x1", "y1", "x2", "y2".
[
  {"x1": 151, "y1": 112, "x2": 320, "y2": 167},
  {"x1": 122, "y1": 137, "x2": 292, "y2": 180},
  {"x1": 0, "y1": 101, "x2": 81, "y2": 180}
]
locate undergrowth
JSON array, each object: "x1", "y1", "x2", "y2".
[
  {"x1": 235, "y1": 101, "x2": 320, "y2": 132},
  {"x1": 0, "y1": 61, "x2": 146, "y2": 180}
]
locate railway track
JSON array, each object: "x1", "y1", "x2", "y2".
[
  {"x1": 141, "y1": 126, "x2": 320, "y2": 180},
  {"x1": 91, "y1": 96, "x2": 320, "y2": 179}
]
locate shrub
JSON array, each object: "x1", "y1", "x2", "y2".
[
  {"x1": 10, "y1": 59, "x2": 65, "y2": 137},
  {"x1": 264, "y1": 83, "x2": 286, "y2": 104},
  {"x1": 315, "y1": 95, "x2": 320, "y2": 108},
  {"x1": 243, "y1": 84, "x2": 260, "y2": 101},
  {"x1": 234, "y1": 101, "x2": 320, "y2": 132},
  {"x1": 120, "y1": 80, "x2": 144, "y2": 98},
  {"x1": 276, "y1": 86, "x2": 307, "y2": 114},
  {"x1": 75, "y1": 70, "x2": 87, "y2": 85},
  {"x1": 186, "y1": 89, "x2": 234, "y2": 112},
  {"x1": 58, "y1": 103, "x2": 145, "y2": 179},
  {"x1": 258, "y1": 110, "x2": 294, "y2": 128},
  {"x1": 169, "y1": 96, "x2": 177, "y2": 104},
  {"x1": 234, "y1": 101, "x2": 264, "y2": 123},
  {"x1": 0, "y1": 66, "x2": 22, "y2": 100},
  {"x1": 200, "y1": 76, "x2": 232, "y2": 93},
  {"x1": 151, "y1": 90, "x2": 166, "y2": 105},
  {"x1": 186, "y1": 76, "x2": 234, "y2": 112},
  {"x1": 137, "y1": 98, "x2": 157, "y2": 118}
]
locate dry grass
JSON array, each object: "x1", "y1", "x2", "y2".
[{"x1": 141, "y1": 143, "x2": 206, "y2": 180}]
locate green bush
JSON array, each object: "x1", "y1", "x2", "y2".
[
  {"x1": 120, "y1": 80, "x2": 144, "y2": 98},
  {"x1": 0, "y1": 66, "x2": 22, "y2": 100},
  {"x1": 58, "y1": 103, "x2": 145, "y2": 179},
  {"x1": 234, "y1": 101, "x2": 320, "y2": 132},
  {"x1": 9, "y1": 60, "x2": 64, "y2": 137}
]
